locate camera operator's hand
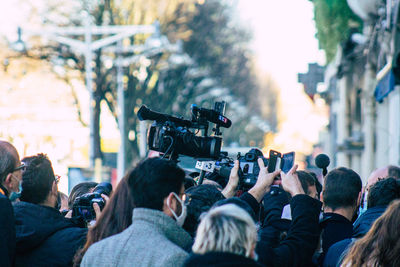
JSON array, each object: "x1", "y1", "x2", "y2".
[
  {"x1": 280, "y1": 164, "x2": 304, "y2": 197},
  {"x1": 248, "y1": 158, "x2": 281, "y2": 202},
  {"x1": 64, "y1": 210, "x2": 73, "y2": 218},
  {"x1": 92, "y1": 194, "x2": 110, "y2": 223},
  {"x1": 221, "y1": 160, "x2": 240, "y2": 198}
]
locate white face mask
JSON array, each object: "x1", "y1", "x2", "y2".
[{"x1": 167, "y1": 192, "x2": 187, "y2": 227}]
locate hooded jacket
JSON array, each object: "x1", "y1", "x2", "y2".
[
  {"x1": 13, "y1": 201, "x2": 87, "y2": 267},
  {"x1": 323, "y1": 206, "x2": 387, "y2": 267},
  {"x1": 0, "y1": 185, "x2": 15, "y2": 267}
]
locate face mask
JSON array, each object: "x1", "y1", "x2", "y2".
[
  {"x1": 358, "y1": 190, "x2": 368, "y2": 216},
  {"x1": 9, "y1": 176, "x2": 22, "y2": 202},
  {"x1": 167, "y1": 192, "x2": 187, "y2": 227}
]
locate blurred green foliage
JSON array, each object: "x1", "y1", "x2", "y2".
[{"x1": 311, "y1": 0, "x2": 362, "y2": 62}]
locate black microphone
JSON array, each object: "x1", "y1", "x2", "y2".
[
  {"x1": 137, "y1": 105, "x2": 192, "y2": 127},
  {"x1": 191, "y1": 105, "x2": 232, "y2": 128},
  {"x1": 315, "y1": 154, "x2": 330, "y2": 176}
]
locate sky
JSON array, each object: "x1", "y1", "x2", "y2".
[
  {"x1": 236, "y1": 0, "x2": 328, "y2": 155},
  {"x1": 0, "y1": 0, "x2": 329, "y2": 182}
]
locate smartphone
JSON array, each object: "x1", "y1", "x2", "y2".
[
  {"x1": 281, "y1": 152, "x2": 295, "y2": 173},
  {"x1": 267, "y1": 150, "x2": 282, "y2": 173}
]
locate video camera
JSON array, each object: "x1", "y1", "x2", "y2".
[
  {"x1": 72, "y1": 182, "x2": 113, "y2": 223},
  {"x1": 137, "y1": 102, "x2": 231, "y2": 160}
]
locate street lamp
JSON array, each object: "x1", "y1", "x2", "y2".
[{"x1": 12, "y1": 18, "x2": 158, "y2": 182}]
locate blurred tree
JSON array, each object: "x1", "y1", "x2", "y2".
[
  {"x1": 18, "y1": 0, "x2": 277, "y2": 166},
  {"x1": 310, "y1": 0, "x2": 362, "y2": 62}
]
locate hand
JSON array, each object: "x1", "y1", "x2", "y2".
[
  {"x1": 221, "y1": 160, "x2": 240, "y2": 198},
  {"x1": 248, "y1": 158, "x2": 280, "y2": 202},
  {"x1": 280, "y1": 164, "x2": 304, "y2": 197},
  {"x1": 93, "y1": 194, "x2": 110, "y2": 222},
  {"x1": 64, "y1": 210, "x2": 73, "y2": 218}
]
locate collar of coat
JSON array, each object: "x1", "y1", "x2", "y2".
[
  {"x1": 132, "y1": 207, "x2": 192, "y2": 251},
  {"x1": 0, "y1": 183, "x2": 9, "y2": 197}
]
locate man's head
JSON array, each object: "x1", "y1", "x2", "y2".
[
  {"x1": 323, "y1": 167, "x2": 362, "y2": 211},
  {"x1": 388, "y1": 165, "x2": 400, "y2": 179},
  {"x1": 367, "y1": 177, "x2": 400, "y2": 209},
  {"x1": 0, "y1": 140, "x2": 23, "y2": 195},
  {"x1": 127, "y1": 158, "x2": 186, "y2": 222},
  {"x1": 183, "y1": 184, "x2": 225, "y2": 236},
  {"x1": 20, "y1": 154, "x2": 58, "y2": 208},
  {"x1": 297, "y1": 171, "x2": 319, "y2": 199}
]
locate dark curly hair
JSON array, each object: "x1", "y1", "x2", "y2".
[{"x1": 20, "y1": 153, "x2": 55, "y2": 204}]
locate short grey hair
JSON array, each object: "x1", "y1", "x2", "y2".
[
  {"x1": 192, "y1": 204, "x2": 257, "y2": 258},
  {"x1": 0, "y1": 141, "x2": 18, "y2": 183}
]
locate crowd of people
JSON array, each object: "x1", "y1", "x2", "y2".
[{"x1": 1, "y1": 139, "x2": 400, "y2": 267}]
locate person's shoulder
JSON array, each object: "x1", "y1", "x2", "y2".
[
  {"x1": 56, "y1": 224, "x2": 88, "y2": 240},
  {"x1": 159, "y1": 248, "x2": 189, "y2": 267},
  {"x1": 0, "y1": 194, "x2": 12, "y2": 208},
  {"x1": 323, "y1": 238, "x2": 353, "y2": 267},
  {"x1": 82, "y1": 230, "x2": 133, "y2": 267},
  {"x1": 88, "y1": 227, "x2": 131, "y2": 253}
]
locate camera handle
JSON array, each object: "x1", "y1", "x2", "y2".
[{"x1": 197, "y1": 170, "x2": 206, "y2": 185}]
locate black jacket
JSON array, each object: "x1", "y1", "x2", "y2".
[
  {"x1": 13, "y1": 201, "x2": 87, "y2": 267},
  {"x1": 316, "y1": 213, "x2": 353, "y2": 266},
  {"x1": 184, "y1": 252, "x2": 263, "y2": 267},
  {"x1": 0, "y1": 186, "x2": 15, "y2": 267},
  {"x1": 259, "y1": 186, "x2": 291, "y2": 249},
  {"x1": 322, "y1": 206, "x2": 387, "y2": 267},
  {"x1": 257, "y1": 194, "x2": 322, "y2": 267}
]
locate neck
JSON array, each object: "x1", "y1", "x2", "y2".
[
  {"x1": 324, "y1": 206, "x2": 355, "y2": 221},
  {"x1": 40, "y1": 194, "x2": 56, "y2": 208}
]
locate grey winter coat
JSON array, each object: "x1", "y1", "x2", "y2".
[{"x1": 81, "y1": 208, "x2": 193, "y2": 267}]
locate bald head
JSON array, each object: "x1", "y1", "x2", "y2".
[
  {"x1": 0, "y1": 140, "x2": 19, "y2": 184},
  {"x1": 366, "y1": 166, "x2": 392, "y2": 190}
]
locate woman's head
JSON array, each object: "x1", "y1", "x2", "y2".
[
  {"x1": 342, "y1": 199, "x2": 400, "y2": 267},
  {"x1": 192, "y1": 204, "x2": 257, "y2": 258},
  {"x1": 73, "y1": 173, "x2": 135, "y2": 266}
]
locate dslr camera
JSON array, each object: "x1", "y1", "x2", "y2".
[
  {"x1": 215, "y1": 148, "x2": 295, "y2": 190},
  {"x1": 72, "y1": 182, "x2": 113, "y2": 222},
  {"x1": 215, "y1": 148, "x2": 268, "y2": 190}
]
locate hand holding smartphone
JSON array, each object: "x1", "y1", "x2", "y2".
[{"x1": 267, "y1": 150, "x2": 295, "y2": 174}]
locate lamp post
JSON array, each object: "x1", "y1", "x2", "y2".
[{"x1": 13, "y1": 18, "x2": 157, "y2": 182}]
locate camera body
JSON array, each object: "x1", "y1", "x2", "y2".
[
  {"x1": 215, "y1": 148, "x2": 268, "y2": 190},
  {"x1": 237, "y1": 148, "x2": 268, "y2": 189},
  {"x1": 72, "y1": 182, "x2": 112, "y2": 222},
  {"x1": 148, "y1": 123, "x2": 222, "y2": 159},
  {"x1": 138, "y1": 102, "x2": 230, "y2": 160}
]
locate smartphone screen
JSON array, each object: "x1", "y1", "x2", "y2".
[
  {"x1": 281, "y1": 152, "x2": 295, "y2": 173},
  {"x1": 268, "y1": 150, "x2": 282, "y2": 173}
]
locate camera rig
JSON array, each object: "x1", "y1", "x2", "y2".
[{"x1": 137, "y1": 101, "x2": 231, "y2": 162}]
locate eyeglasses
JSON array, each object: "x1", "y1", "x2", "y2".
[
  {"x1": 13, "y1": 163, "x2": 26, "y2": 172},
  {"x1": 54, "y1": 175, "x2": 61, "y2": 184}
]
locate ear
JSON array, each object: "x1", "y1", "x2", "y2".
[
  {"x1": 162, "y1": 193, "x2": 176, "y2": 217},
  {"x1": 3, "y1": 173, "x2": 13, "y2": 190},
  {"x1": 320, "y1": 191, "x2": 324, "y2": 202}
]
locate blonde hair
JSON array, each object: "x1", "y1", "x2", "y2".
[{"x1": 192, "y1": 204, "x2": 257, "y2": 258}]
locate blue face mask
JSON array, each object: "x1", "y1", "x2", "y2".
[
  {"x1": 358, "y1": 190, "x2": 368, "y2": 216},
  {"x1": 9, "y1": 176, "x2": 22, "y2": 202}
]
